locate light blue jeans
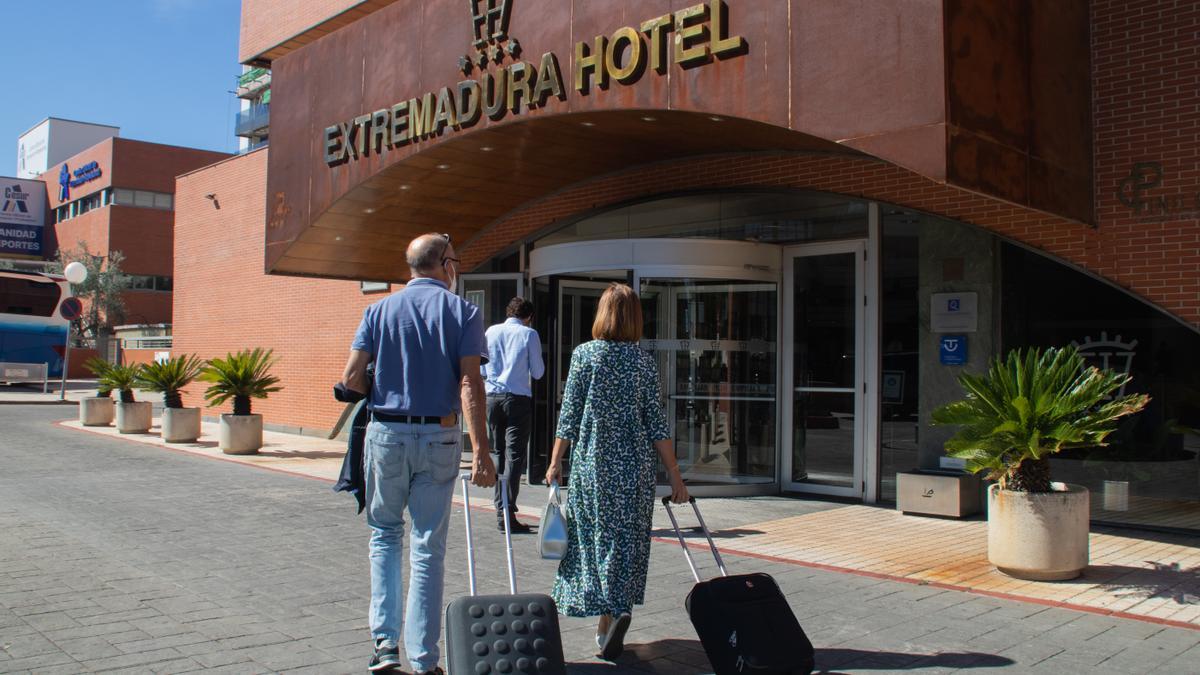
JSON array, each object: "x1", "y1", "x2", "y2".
[{"x1": 365, "y1": 420, "x2": 461, "y2": 672}]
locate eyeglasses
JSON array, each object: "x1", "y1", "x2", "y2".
[{"x1": 438, "y1": 233, "x2": 460, "y2": 267}]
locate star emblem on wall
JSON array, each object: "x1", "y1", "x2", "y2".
[
  {"x1": 488, "y1": 43, "x2": 505, "y2": 64},
  {"x1": 459, "y1": 55, "x2": 473, "y2": 74},
  {"x1": 506, "y1": 39, "x2": 521, "y2": 59}
]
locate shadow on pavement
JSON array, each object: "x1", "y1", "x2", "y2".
[
  {"x1": 256, "y1": 448, "x2": 347, "y2": 459},
  {"x1": 563, "y1": 641, "x2": 1016, "y2": 674},
  {"x1": 814, "y1": 647, "x2": 1015, "y2": 671},
  {"x1": 1088, "y1": 562, "x2": 1200, "y2": 605},
  {"x1": 649, "y1": 527, "x2": 766, "y2": 540}
]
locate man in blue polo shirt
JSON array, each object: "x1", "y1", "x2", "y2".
[{"x1": 341, "y1": 233, "x2": 496, "y2": 675}]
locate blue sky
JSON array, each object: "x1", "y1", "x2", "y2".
[{"x1": 1, "y1": 0, "x2": 243, "y2": 175}]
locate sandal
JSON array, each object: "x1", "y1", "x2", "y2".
[{"x1": 599, "y1": 612, "x2": 631, "y2": 661}]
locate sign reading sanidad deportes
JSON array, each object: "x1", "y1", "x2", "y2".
[
  {"x1": 322, "y1": 0, "x2": 747, "y2": 166},
  {"x1": 0, "y1": 176, "x2": 47, "y2": 257}
]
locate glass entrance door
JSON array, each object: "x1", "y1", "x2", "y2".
[
  {"x1": 639, "y1": 279, "x2": 778, "y2": 489},
  {"x1": 530, "y1": 238, "x2": 783, "y2": 497},
  {"x1": 783, "y1": 241, "x2": 867, "y2": 497}
]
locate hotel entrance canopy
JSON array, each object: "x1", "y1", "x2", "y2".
[{"x1": 263, "y1": 0, "x2": 1091, "y2": 281}]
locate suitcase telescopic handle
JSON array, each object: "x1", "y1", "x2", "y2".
[
  {"x1": 460, "y1": 472, "x2": 519, "y2": 596},
  {"x1": 661, "y1": 497, "x2": 728, "y2": 582}
]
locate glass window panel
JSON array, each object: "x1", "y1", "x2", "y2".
[
  {"x1": 134, "y1": 191, "x2": 155, "y2": 207},
  {"x1": 0, "y1": 276, "x2": 61, "y2": 316},
  {"x1": 153, "y1": 193, "x2": 173, "y2": 209},
  {"x1": 460, "y1": 278, "x2": 519, "y2": 328},
  {"x1": 537, "y1": 191, "x2": 868, "y2": 246},
  {"x1": 641, "y1": 278, "x2": 778, "y2": 485},
  {"x1": 791, "y1": 391, "x2": 856, "y2": 486},
  {"x1": 879, "y1": 212, "x2": 921, "y2": 501},
  {"x1": 114, "y1": 188, "x2": 134, "y2": 205},
  {"x1": 792, "y1": 254, "x2": 856, "y2": 387},
  {"x1": 1002, "y1": 243, "x2": 1200, "y2": 531}
]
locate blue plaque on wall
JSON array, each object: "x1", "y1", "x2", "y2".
[{"x1": 940, "y1": 335, "x2": 967, "y2": 365}]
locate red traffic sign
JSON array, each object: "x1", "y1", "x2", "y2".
[{"x1": 59, "y1": 297, "x2": 83, "y2": 321}]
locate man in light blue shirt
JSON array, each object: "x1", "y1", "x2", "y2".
[{"x1": 483, "y1": 297, "x2": 545, "y2": 532}]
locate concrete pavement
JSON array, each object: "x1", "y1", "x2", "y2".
[{"x1": 3, "y1": 404, "x2": 1199, "y2": 673}]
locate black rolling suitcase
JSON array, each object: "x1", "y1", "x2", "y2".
[
  {"x1": 446, "y1": 473, "x2": 566, "y2": 675},
  {"x1": 662, "y1": 497, "x2": 815, "y2": 675}
]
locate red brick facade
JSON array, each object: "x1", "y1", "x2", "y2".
[
  {"x1": 1091, "y1": 0, "x2": 1200, "y2": 325},
  {"x1": 40, "y1": 138, "x2": 228, "y2": 327},
  {"x1": 239, "y1": 0, "x2": 398, "y2": 63},
  {"x1": 174, "y1": 150, "x2": 379, "y2": 429}
]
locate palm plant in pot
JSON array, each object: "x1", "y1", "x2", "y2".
[
  {"x1": 200, "y1": 348, "x2": 281, "y2": 454},
  {"x1": 137, "y1": 355, "x2": 206, "y2": 443},
  {"x1": 932, "y1": 345, "x2": 1148, "y2": 580},
  {"x1": 79, "y1": 357, "x2": 116, "y2": 426},
  {"x1": 108, "y1": 363, "x2": 152, "y2": 434}
]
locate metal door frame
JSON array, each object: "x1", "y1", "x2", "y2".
[
  {"x1": 781, "y1": 239, "x2": 874, "y2": 499},
  {"x1": 554, "y1": 279, "x2": 613, "y2": 412}
]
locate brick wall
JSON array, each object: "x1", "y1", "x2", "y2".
[
  {"x1": 110, "y1": 139, "x2": 229, "y2": 197},
  {"x1": 239, "y1": 0, "x2": 398, "y2": 63},
  {"x1": 174, "y1": 149, "x2": 378, "y2": 431},
  {"x1": 1091, "y1": 0, "x2": 1200, "y2": 324},
  {"x1": 41, "y1": 138, "x2": 114, "y2": 210}
]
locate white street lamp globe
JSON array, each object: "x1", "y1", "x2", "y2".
[{"x1": 63, "y1": 261, "x2": 88, "y2": 284}]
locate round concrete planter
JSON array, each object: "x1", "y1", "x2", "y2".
[
  {"x1": 219, "y1": 413, "x2": 263, "y2": 455},
  {"x1": 161, "y1": 407, "x2": 201, "y2": 443},
  {"x1": 987, "y1": 482, "x2": 1090, "y2": 581},
  {"x1": 115, "y1": 401, "x2": 152, "y2": 434},
  {"x1": 79, "y1": 397, "x2": 115, "y2": 426}
]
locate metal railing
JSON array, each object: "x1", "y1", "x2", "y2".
[
  {"x1": 121, "y1": 337, "x2": 173, "y2": 350},
  {"x1": 237, "y1": 68, "x2": 271, "y2": 97},
  {"x1": 234, "y1": 105, "x2": 270, "y2": 137}
]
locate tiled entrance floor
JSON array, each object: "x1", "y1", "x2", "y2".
[
  {"x1": 64, "y1": 417, "x2": 1200, "y2": 631},
  {"x1": 693, "y1": 505, "x2": 1200, "y2": 628}
]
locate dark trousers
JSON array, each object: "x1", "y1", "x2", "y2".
[{"x1": 487, "y1": 393, "x2": 532, "y2": 517}]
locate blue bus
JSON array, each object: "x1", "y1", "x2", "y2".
[{"x1": 0, "y1": 271, "x2": 73, "y2": 377}]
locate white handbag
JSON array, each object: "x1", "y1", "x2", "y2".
[{"x1": 538, "y1": 482, "x2": 569, "y2": 560}]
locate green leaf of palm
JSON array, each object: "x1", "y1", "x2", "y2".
[
  {"x1": 136, "y1": 355, "x2": 206, "y2": 394},
  {"x1": 931, "y1": 346, "x2": 1149, "y2": 485},
  {"x1": 199, "y1": 348, "x2": 283, "y2": 407}
]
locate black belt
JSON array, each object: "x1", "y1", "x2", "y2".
[{"x1": 372, "y1": 411, "x2": 442, "y2": 424}]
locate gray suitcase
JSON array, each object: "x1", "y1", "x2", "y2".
[{"x1": 445, "y1": 473, "x2": 566, "y2": 675}]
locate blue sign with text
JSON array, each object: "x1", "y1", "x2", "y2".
[
  {"x1": 940, "y1": 335, "x2": 968, "y2": 365},
  {"x1": 58, "y1": 161, "x2": 102, "y2": 201}
]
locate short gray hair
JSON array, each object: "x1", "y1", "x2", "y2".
[{"x1": 406, "y1": 233, "x2": 449, "y2": 274}]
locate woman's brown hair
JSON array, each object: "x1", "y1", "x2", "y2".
[{"x1": 591, "y1": 283, "x2": 643, "y2": 342}]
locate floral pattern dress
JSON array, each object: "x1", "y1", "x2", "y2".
[{"x1": 551, "y1": 339, "x2": 671, "y2": 617}]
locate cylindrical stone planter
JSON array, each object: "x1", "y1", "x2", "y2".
[
  {"x1": 79, "y1": 397, "x2": 115, "y2": 426},
  {"x1": 161, "y1": 407, "x2": 201, "y2": 443},
  {"x1": 115, "y1": 401, "x2": 152, "y2": 434},
  {"x1": 219, "y1": 413, "x2": 263, "y2": 455},
  {"x1": 988, "y1": 482, "x2": 1090, "y2": 581}
]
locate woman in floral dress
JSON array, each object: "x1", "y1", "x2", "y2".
[{"x1": 545, "y1": 283, "x2": 689, "y2": 661}]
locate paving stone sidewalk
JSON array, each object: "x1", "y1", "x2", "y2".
[{"x1": 3, "y1": 405, "x2": 1199, "y2": 674}]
